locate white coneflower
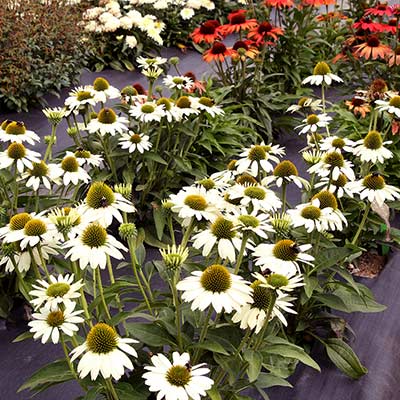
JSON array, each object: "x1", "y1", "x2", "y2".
[
  {"x1": 70, "y1": 322, "x2": 138, "y2": 380},
  {"x1": 177, "y1": 264, "x2": 252, "y2": 313},
  {"x1": 136, "y1": 56, "x2": 167, "y2": 69},
  {"x1": 254, "y1": 239, "x2": 314, "y2": 276},
  {"x1": 302, "y1": 61, "x2": 343, "y2": 86},
  {"x1": 286, "y1": 97, "x2": 322, "y2": 113},
  {"x1": 28, "y1": 303, "x2": 84, "y2": 344},
  {"x1": 48, "y1": 206, "x2": 86, "y2": 240},
  {"x1": 163, "y1": 75, "x2": 193, "y2": 91},
  {"x1": 259, "y1": 271, "x2": 304, "y2": 293},
  {"x1": 346, "y1": 173, "x2": 400, "y2": 206},
  {"x1": 143, "y1": 352, "x2": 214, "y2": 400},
  {"x1": 192, "y1": 96, "x2": 225, "y2": 118},
  {"x1": 296, "y1": 113, "x2": 332, "y2": 135},
  {"x1": 263, "y1": 160, "x2": 307, "y2": 189},
  {"x1": 119, "y1": 131, "x2": 152, "y2": 153},
  {"x1": 174, "y1": 96, "x2": 200, "y2": 119},
  {"x1": 180, "y1": 7, "x2": 195, "y2": 19},
  {"x1": 156, "y1": 97, "x2": 182, "y2": 122},
  {"x1": 29, "y1": 274, "x2": 83, "y2": 311},
  {"x1": 0, "y1": 142, "x2": 41, "y2": 173},
  {"x1": 375, "y1": 95, "x2": 400, "y2": 118},
  {"x1": 79, "y1": 181, "x2": 136, "y2": 227},
  {"x1": 42, "y1": 107, "x2": 67, "y2": 126},
  {"x1": 90, "y1": 77, "x2": 120, "y2": 103},
  {"x1": 160, "y1": 244, "x2": 189, "y2": 271},
  {"x1": 0, "y1": 120, "x2": 40, "y2": 145},
  {"x1": 64, "y1": 223, "x2": 127, "y2": 270},
  {"x1": 129, "y1": 101, "x2": 165, "y2": 122},
  {"x1": 319, "y1": 135, "x2": 355, "y2": 154},
  {"x1": 21, "y1": 160, "x2": 61, "y2": 191},
  {"x1": 67, "y1": 149, "x2": 103, "y2": 168},
  {"x1": 352, "y1": 130, "x2": 392, "y2": 164},
  {"x1": 64, "y1": 86, "x2": 97, "y2": 112},
  {"x1": 192, "y1": 216, "x2": 245, "y2": 263},
  {"x1": 314, "y1": 174, "x2": 353, "y2": 198},
  {"x1": 308, "y1": 151, "x2": 355, "y2": 181},
  {"x1": 231, "y1": 209, "x2": 273, "y2": 239},
  {"x1": 86, "y1": 108, "x2": 128, "y2": 136},
  {"x1": 57, "y1": 155, "x2": 91, "y2": 186}
]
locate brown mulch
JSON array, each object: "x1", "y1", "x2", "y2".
[{"x1": 347, "y1": 251, "x2": 387, "y2": 278}]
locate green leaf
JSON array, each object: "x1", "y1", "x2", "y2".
[
  {"x1": 189, "y1": 340, "x2": 230, "y2": 355},
  {"x1": 311, "y1": 245, "x2": 355, "y2": 274},
  {"x1": 13, "y1": 331, "x2": 34, "y2": 343},
  {"x1": 144, "y1": 152, "x2": 168, "y2": 165},
  {"x1": 153, "y1": 207, "x2": 166, "y2": 241},
  {"x1": 255, "y1": 372, "x2": 293, "y2": 389},
  {"x1": 324, "y1": 338, "x2": 368, "y2": 379},
  {"x1": 303, "y1": 275, "x2": 319, "y2": 298},
  {"x1": 243, "y1": 349, "x2": 263, "y2": 382},
  {"x1": 207, "y1": 385, "x2": 223, "y2": 400},
  {"x1": 126, "y1": 322, "x2": 174, "y2": 347},
  {"x1": 18, "y1": 359, "x2": 73, "y2": 394},
  {"x1": 115, "y1": 382, "x2": 148, "y2": 400}
]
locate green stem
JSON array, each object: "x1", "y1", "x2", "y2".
[
  {"x1": 28, "y1": 248, "x2": 41, "y2": 279},
  {"x1": 234, "y1": 234, "x2": 249, "y2": 274},
  {"x1": 99, "y1": 134, "x2": 118, "y2": 182},
  {"x1": 97, "y1": 268, "x2": 112, "y2": 320},
  {"x1": 180, "y1": 218, "x2": 194, "y2": 248},
  {"x1": 193, "y1": 307, "x2": 213, "y2": 363},
  {"x1": 170, "y1": 271, "x2": 183, "y2": 352},
  {"x1": 281, "y1": 183, "x2": 287, "y2": 212},
  {"x1": 60, "y1": 334, "x2": 82, "y2": 386},
  {"x1": 351, "y1": 203, "x2": 371, "y2": 246},
  {"x1": 11, "y1": 256, "x2": 31, "y2": 301},
  {"x1": 37, "y1": 245, "x2": 51, "y2": 280},
  {"x1": 43, "y1": 125, "x2": 57, "y2": 162},
  {"x1": 105, "y1": 378, "x2": 120, "y2": 400},
  {"x1": 72, "y1": 262, "x2": 93, "y2": 327}
]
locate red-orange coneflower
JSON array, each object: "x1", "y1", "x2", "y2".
[
  {"x1": 345, "y1": 97, "x2": 371, "y2": 118},
  {"x1": 316, "y1": 11, "x2": 347, "y2": 22},
  {"x1": 365, "y1": 3, "x2": 393, "y2": 17},
  {"x1": 302, "y1": 0, "x2": 335, "y2": 7},
  {"x1": 191, "y1": 20, "x2": 222, "y2": 44},
  {"x1": 231, "y1": 40, "x2": 259, "y2": 60},
  {"x1": 132, "y1": 83, "x2": 147, "y2": 96},
  {"x1": 264, "y1": 0, "x2": 294, "y2": 8},
  {"x1": 353, "y1": 35, "x2": 391, "y2": 60},
  {"x1": 353, "y1": 17, "x2": 388, "y2": 32},
  {"x1": 387, "y1": 46, "x2": 400, "y2": 67},
  {"x1": 219, "y1": 10, "x2": 258, "y2": 35},
  {"x1": 247, "y1": 21, "x2": 284, "y2": 44},
  {"x1": 203, "y1": 42, "x2": 234, "y2": 63}
]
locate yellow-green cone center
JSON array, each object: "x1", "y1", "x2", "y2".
[
  {"x1": 121, "y1": 86, "x2": 138, "y2": 96},
  {"x1": 97, "y1": 108, "x2": 117, "y2": 124},
  {"x1": 10, "y1": 213, "x2": 32, "y2": 231},
  {"x1": 272, "y1": 239, "x2": 299, "y2": 261},
  {"x1": 236, "y1": 174, "x2": 258, "y2": 186},
  {"x1": 332, "y1": 174, "x2": 348, "y2": 187},
  {"x1": 75, "y1": 149, "x2": 91, "y2": 158},
  {"x1": 7, "y1": 143, "x2": 26, "y2": 159},
  {"x1": 200, "y1": 264, "x2": 232, "y2": 292},
  {"x1": 251, "y1": 281, "x2": 273, "y2": 310},
  {"x1": 312, "y1": 190, "x2": 338, "y2": 209},
  {"x1": 176, "y1": 96, "x2": 191, "y2": 108},
  {"x1": 5, "y1": 121, "x2": 26, "y2": 135},
  {"x1": 313, "y1": 61, "x2": 331, "y2": 75},
  {"x1": 364, "y1": 131, "x2": 382, "y2": 150},
  {"x1": 298, "y1": 97, "x2": 309, "y2": 107},
  {"x1": 46, "y1": 310, "x2": 65, "y2": 327},
  {"x1": 93, "y1": 77, "x2": 110, "y2": 91},
  {"x1": 301, "y1": 205, "x2": 321, "y2": 220},
  {"x1": 76, "y1": 91, "x2": 93, "y2": 102},
  {"x1": 82, "y1": 224, "x2": 107, "y2": 248},
  {"x1": 199, "y1": 97, "x2": 214, "y2": 107},
  {"x1": 389, "y1": 95, "x2": 400, "y2": 108},
  {"x1": 211, "y1": 217, "x2": 236, "y2": 239},
  {"x1": 29, "y1": 161, "x2": 48, "y2": 177},
  {"x1": 274, "y1": 160, "x2": 298, "y2": 177},
  {"x1": 309, "y1": 133, "x2": 323, "y2": 145},
  {"x1": 266, "y1": 273, "x2": 289, "y2": 288},
  {"x1": 86, "y1": 323, "x2": 118, "y2": 354},
  {"x1": 141, "y1": 104, "x2": 155, "y2": 113},
  {"x1": 184, "y1": 194, "x2": 207, "y2": 211},
  {"x1": 86, "y1": 182, "x2": 115, "y2": 209},
  {"x1": 46, "y1": 282, "x2": 70, "y2": 297},
  {"x1": 324, "y1": 152, "x2": 344, "y2": 168},
  {"x1": 248, "y1": 145, "x2": 266, "y2": 161},
  {"x1": 363, "y1": 174, "x2": 385, "y2": 190},
  {"x1": 61, "y1": 156, "x2": 79, "y2": 172},
  {"x1": 1, "y1": 119, "x2": 12, "y2": 130},
  {"x1": 198, "y1": 178, "x2": 215, "y2": 190},
  {"x1": 238, "y1": 215, "x2": 259, "y2": 228},
  {"x1": 227, "y1": 160, "x2": 237, "y2": 170},
  {"x1": 157, "y1": 97, "x2": 172, "y2": 111},
  {"x1": 130, "y1": 134, "x2": 142, "y2": 144},
  {"x1": 24, "y1": 219, "x2": 47, "y2": 236},
  {"x1": 307, "y1": 114, "x2": 319, "y2": 125},
  {"x1": 332, "y1": 138, "x2": 345, "y2": 148},
  {"x1": 244, "y1": 186, "x2": 266, "y2": 200},
  {"x1": 166, "y1": 365, "x2": 191, "y2": 387},
  {"x1": 172, "y1": 77, "x2": 184, "y2": 85}
]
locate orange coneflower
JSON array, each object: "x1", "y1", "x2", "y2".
[
  {"x1": 219, "y1": 10, "x2": 258, "y2": 35},
  {"x1": 387, "y1": 46, "x2": 400, "y2": 67},
  {"x1": 353, "y1": 17, "x2": 388, "y2": 33},
  {"x1": 353, "y1": 35, "x2": 391, "y2": 60},
  {"x1": 345, "y1": 97, "x2": 371, "y2": 118},
  {"x1": 247, "y1": 21, "x2": 284, "y2": 44},
  {"x1": 365, "y1": 3, "x2": 393, "y2": 17},
  {"x1": 302, "y1": 0, "x2": 335, "y2": 7},
  {"x1": 316, "y1": 11, "x2": 347, "y2": 22},
  {"x1": 231, "y1": 40, "x2": 259, "y2": 61},
  {"x1": 183, "y1": 71, "x2": 206, "y2": 94},
  {"x1": 203, "y1": 42, "x2": 234, "y2": 63},
  {"x1": 368, "y1": 78, "x2": 388, "y2": 101},
  {"x1": 191, "y1": 20, "x2": 222, "y2": 44},
  {"x1": 391, "y1": 119, "x2": 400, "y2": 135},
  {"x1": 133, "y1": 83, "x2": 147, "y2": 96},
  {"x1": 265, "y1": 0, "x2": 294, "y2": 8}
]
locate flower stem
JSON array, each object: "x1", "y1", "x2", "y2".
[
  {"x1": 105, "y1": 378, "x2": 120, "y2": 400},
  {"x1": 72, "y1": 262, "x2": 93, "y2": 327},
  {"x1": 281, "y1": 183, "x2": 287, "y2": 212},
  {"x1": 97, "y1": 268, "x2": 112, "y2": 320},
  {"x1": 11, "y1": 256, "x2": 31, "y2": 301},
  {"x1": 43, "y1": 125, "x2": 57, "y2": 162},
  {"x1": 181, "y1": 218, "x2": 194, "y2": 248},
  {"x1": 351, "y1": 203, "x2": 371, "y2": 246},
  {"x1": 60, "y1": 334, "x2": 82, "y2": 386},
  {"x1": 170, "y1": 271, "x2": 183, "y2": 352},
  {"x1": 234, "y1": 234, "x2": 249, "y2": 274},
  {"x1": 193, "y1": 307, "x2": 213, "y2": 363}
]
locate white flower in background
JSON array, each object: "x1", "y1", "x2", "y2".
[
  {"x1": 170, "y1": 186, "x2": 219, "y2": 223},
  {"x1": 120, "y1": 16, "x2": 134, "y2": 29},
  {"x1": 308, "y1": 151, "x2": 355, "y2": 181},
  {"x1": 47, "y1": 207, "x2": 86, "y2": 240},
  {"x1": 302, "y1": 149, "x2": 324, "y2": 165},
  {"x1": 296, "y1": 113, "x2": 332, "y2": 135},
  {"x1": 125, "y1": 35, "x2": 138, "y2": 48},
  {"x1": 286, "y1": 97, "x2": 323, "y2": 113},
  {"x1": 71, "y1": 323, "x2": 138, "y2": 380},
  {"x1": 141, "y1": 65, "x2": 164, "y2": 80},
  {"x1": 64, "y1": 223, "x2": 127, "y2": 270},
  {"x1": 319, "y1": 136, "x2": 355, "y2": 154},
  {"x1": 0, "y1": 120, "x2": 40, "y2": 145},
  {"x1": 42, "y1": 107, "x2": 67, "y2": 126},
  {"x1": 28, "y1": 302, "x2": 84, "y2": 344},
  {"x1": 314, "y1": 174, "x2": 353, "y2": 198},
  {"x1": 153, "y1": 0, "x2": 169, "y2": 9},
  {"x1": 302, "y1": 62, "x2": 343, "y2": 86},
  {"x1": 87, "y1": 108, "x2": 128, "y2": 136},
  {"x1": 143, "y1": 352, "x2": 214, "y2": 400},
  {"x1": 80, "y1": 182, "x2": 136, "y2": 227},
  {"x1": 375, "y1": 95, "x2": 400, "y2": 118},
  {"x1": 66, "y1": 149, "x2": 103, "y2": 168},
  {"x1": 21, "y1": 161, "x2": 61, "y2": 191},
  {"x1": 155, "y1": 97, "x2": 182, "y2": 122},
  {"x1": 180, "y1": 7, "x2": 195, "y2": 19},
  {"x1": 0, "y1": 212, "x2": 33, "y2": 241},
  {"x1": 177, "y1": 264, "x2": 252, "y2": 313},
  {"x1": 56, "y1": 155, "x2": 91, "y2": 186},
  {"x1": 195, "y1": 176, "x2": 228, "y2": 194},
  {"x1": 259, "y1": 271, "x2": 304, "y2": 293},
  {"x1": 65, "y1": 86, "x2": 97, "y2": 112},
  {"x1": 29, "y1": 274, "x2": 83, "y2": 311},
  {"x1": 136, "y1": 56, "x2": 167, "y2": 69},
  {"x1": 174, "y1": 96, "x2": 200, "y2": 119},
  {"x1": 254, "y1": 239, "x2": 314, "y2": 276},
  {"x1": 0, "y1": 142, "x2": 40, "y2": 173},
  {"x1": 346, "y1": 173, "x2": 400, "y2": 206},
  {"x1": 163, "y1": 75, "x2": 194, "y2": 91},
  {"x1": 119, "y1": 131, "x2": 152, "y2": 153},
  {"x1": 90, "y1": 77, "x2": 120, "y2": 103},
  {"x1": 352, "y1": 130, "x2": 392, "y2": 164},
  {"x1": 236, "y1": 143, "x2": 281, "y2": 177},
  {"x1": 129, "y1": 101, "x2": 166, "y2": 122},
  {"x1": 192, "y1": 96, "x2": 225, "y2": 118},
  {"x1": 231, "y1": 209, "x2": 274, "y2": 239},
  {"x1": 100, "y1": 12, "x2": 121, "y2": 32},
  {"x1": 192, "y1": 216, "x2": 245, "y2": 263},
  {"x1": 262, "y1": 160, "x2": 307, "y2": 189}
]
